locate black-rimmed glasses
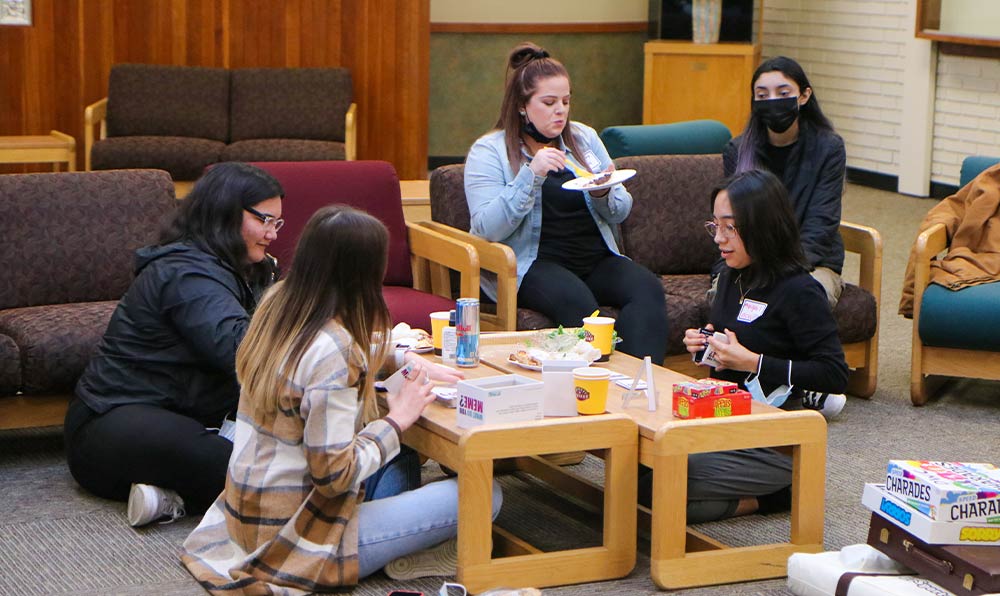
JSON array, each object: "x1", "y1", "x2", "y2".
[
  {"x1": 704, "y1": 221, "x2": 737, "y2": 239},
  {"x1": 245, "y1": 206, "x2": 285, "y2": 231}
]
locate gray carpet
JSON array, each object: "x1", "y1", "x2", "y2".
[{"x1": 2, "y1": 183, "x2": 998, "y2": 595}]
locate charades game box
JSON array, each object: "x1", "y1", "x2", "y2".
[
  {"x1": 884, "y1": 460, "x2": 1000, "y2": 524},
  {"x1": 456, "y1": 374, "x2": 544, "y2": 429},
  {"x1": 863, "y1": 483, "x2": 1000, "y2": 546}
]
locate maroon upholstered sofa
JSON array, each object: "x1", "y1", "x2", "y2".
[
  {"x1": 426, "y1": 154, "x2": 882, "y2": 397},
  {"x1": 85, "y1": 64, "x2": 356, "y2": 181},
  {"x1": 0, "y1": 170, "x2": 178, "y2": 429},
  {"x1": 255, "y1": 160, "x2": 480, "y2": 333}
]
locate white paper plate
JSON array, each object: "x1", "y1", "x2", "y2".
[
  {"x1": 561, "y1": 168, "x2": 636, "y2": 192},
  {"x1": 507, "y1": 357, "x2": 543, "y2": 372}
]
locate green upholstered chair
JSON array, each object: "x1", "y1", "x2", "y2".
[
  {"x1": 910, "y1": 155, "x2": 1000, "y2": 405},
  {"x1": 599, "y1": 120, "x2": 732, "y2": 159}
]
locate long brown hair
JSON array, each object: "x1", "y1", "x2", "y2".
[
  {"x1": 236, "y1": 205, "x2": 392, "y2": 422},
  {"x1": 497, "y1": 42, "x2": 589, "y2": 176}
]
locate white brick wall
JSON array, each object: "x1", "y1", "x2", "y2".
[
  {"x1": 762, "y1": 0, "x2": 1000, "y2": 187},
  {"x1": 761, "y1": 0, "x2": 911, "y2": 176},
  {"x1": 932, "y1": 54, "x2": 1000, "y2": 185}
]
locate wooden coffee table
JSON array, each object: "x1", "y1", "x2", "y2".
[
  {"x1": 0, "y1": 130, "x2": 76, "y2": 172},
  {"x1": 478, "y1": 335, "x2": 827, "y2": 590},
  {"x1": 392, "y1": 356, "x2": 638, "y2": 593}
]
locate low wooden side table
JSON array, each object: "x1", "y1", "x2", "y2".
[
  {"x1": 0, "y1": 130, "x2": 76, "y2": 172},
  {"x1": 396, "y1": 356, "x2": 638, "y2": 593}
]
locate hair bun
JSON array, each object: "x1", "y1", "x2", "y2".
[{"x1": 509, "y1": 42, "x2": 550, "y2": 70}]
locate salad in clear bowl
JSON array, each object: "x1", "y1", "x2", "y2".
[{"x1": 506, "y1": 326, "x2": 620, "y2": 370}]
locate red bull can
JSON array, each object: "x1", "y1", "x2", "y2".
[{"x1": 455, "y1": 298, "x2": 480, "y2": 367}]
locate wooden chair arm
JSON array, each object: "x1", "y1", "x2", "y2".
[
  {"x1": 418, "y1": 221, "x2": 518, "y2": 331},
  {"x1": 406, "y1": 221, "x2": 480, "y2": 301},
  {"x1": 345, "y1": 103, "x2": 357, "y2": 161},
  {"x1": 840, "y1": 220, "x2": 883, "y2": 304},
  {"x1": 84, "y1": 97, "x2": 107, "y2": 172},
  {"x1": 912, "y1": 223, "x2": 948, "y2": 324}
]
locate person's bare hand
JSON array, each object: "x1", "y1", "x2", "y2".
[
  {"x1": 683, "y1": 324, "x2": 713, "y2": 358},
  {"x1": 707, "y1": 329, "x2": 759, "y2": 373},
  {"x1": 529, "y1": 147, "x2": 567, "y2": 177},
  {"x1": 403, "y1": 352, "x2": 465, "y2": 384},
  {"x1": 385, "y1": 369, "x2": 434, "y2": 432}
]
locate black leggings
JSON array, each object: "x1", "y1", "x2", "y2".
[
  {"x1": 518, "y1": 256, "x2": 668, "y2": 362},
  {"x1": 64, "y1": 398, "x2": 232, "y2": 513}
]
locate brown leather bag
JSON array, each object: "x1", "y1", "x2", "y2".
[{"x1": 867, "y1": 513, "x2": 1000, "y2": 595}]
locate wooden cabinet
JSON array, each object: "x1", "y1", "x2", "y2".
[{"x1": 642, "y1": 41, "x2": 761, "y2": 136}]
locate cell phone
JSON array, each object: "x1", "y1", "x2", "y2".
[{"x1": 387, "y1": 591, "x2": 424, "y2": 596}]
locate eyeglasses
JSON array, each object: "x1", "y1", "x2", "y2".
[
  {"x1": 245, "y1": 206, "x2": 284, "y2": 232},
  {"x1": 704, "y1": 221, "x2": 738, "y2": 239}
]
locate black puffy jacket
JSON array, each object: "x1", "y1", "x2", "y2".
[{"x1": 75, "y1": 242, "x2": 271, "y2": 426}]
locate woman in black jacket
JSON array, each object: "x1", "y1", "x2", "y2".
[
  {"x1": 65, "y1": 162, "x2": 284, "y2": 526},
  {"x1": 638, "y1": 170, "x2": 847, "y2": 523},
  {"x1": 721, "y1": 56, "x2": 846, "y2": 310}
]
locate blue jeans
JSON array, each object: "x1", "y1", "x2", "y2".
[{"x1": 357, "y1": 451, "x2": 503, "y2": 578}]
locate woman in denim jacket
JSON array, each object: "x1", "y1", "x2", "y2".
[{"x1": 464, "y1": 42, "x2": 668, "y2": 361}]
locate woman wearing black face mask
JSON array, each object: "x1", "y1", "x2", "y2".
[
  {"x1": 463, "y1": 42, "x2": 669, "y2": 362},
  {"x1": 720, "y1": 56, "x2": 846, "y2": 310}
]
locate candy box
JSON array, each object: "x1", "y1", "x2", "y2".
[
  {"x1": 673, "y1": 388, "x2": 751, "y2": 419},
  {"x1": 698, "y1": 378, "x2": 739, "y2": 394},
  {"x1": 673, "y1": 380, "x2": 720, "y2": 399},
  {"x1": 884, "y1": 461, "x2": 1000, "y2": 524},
  {"x1": 456, "y1": 374, "x2": 544, "y2": 428}
]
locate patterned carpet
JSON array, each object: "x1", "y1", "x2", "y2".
[{"x1": 1, "y1": 184, "x2": 998, "y2": 595}]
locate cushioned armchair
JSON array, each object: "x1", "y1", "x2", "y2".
[
  {"x1": 427, "y1": 155, "x2": 881, "y2": 397},
  {"x1": 909, "y1": 155, "x2": 1000, "y2": 405},
  {"x1": 0, "y1": 170, "x2": 178, "y2": 429},
  {"x1": 85, "y1": 64, "x2": 357, "y2": 181},
  {"x1": 254, "y1": 161, "x2": 478, "y2": 332},
  {"x1": 599, "y1": 119, "x2": 732, "y2": 159}
]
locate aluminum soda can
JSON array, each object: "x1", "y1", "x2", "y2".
[{"x1": 455, "y1": 298, "x2": 480, "y2": 367}]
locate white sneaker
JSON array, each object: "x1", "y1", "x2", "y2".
[
  {"x1": 802, "y1": 391, "x2": 846, "y2": 420},
  {"x1": 384, "y1": 537, "x2": 458, "y2": 580},
  {"x1": 127, "y1": 483, "x2": 185, "y2": 527}
]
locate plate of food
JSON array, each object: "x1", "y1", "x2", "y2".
[
  {"x1": 391, "y1": 323, "x2": 434, "y2": 353},
  {"x1": 506, "y1": 327, "x2": 603, "y2": 370},
  {"x1": 561, "y1": 168, "x2": 636, "y2": 192}
]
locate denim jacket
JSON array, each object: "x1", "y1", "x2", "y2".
[{"x1": 464, "y1": 122, "x2": 632, "y2": 300}]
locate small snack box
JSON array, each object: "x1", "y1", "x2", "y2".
[
  {"x1": 672, "y1": 379, "x2": 750, "y2": 419},
  {"x1": 456, "y1": 374, "x2": 545, "y2": 428}
]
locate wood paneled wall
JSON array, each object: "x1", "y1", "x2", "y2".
[{"x1": 0, "y1": 0, "x2": 428, "y2": 178}]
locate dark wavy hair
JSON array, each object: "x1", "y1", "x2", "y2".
[
  {"x1": 496, "y1": 42, "x2": 589, "y2": 176},
  {"x1": 735, "y1": 56, "x2": 835, "y2": 173},
  {"x1": 160, "y1": 162, "x2": 284, "y2": 289},
  {"x1": 712, "y1": 169, "x2": 808, "y2": 289}
]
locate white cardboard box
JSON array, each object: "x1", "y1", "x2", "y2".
[
  {"x1": 541, "y1": 358, "x2": 587, "y2": 417},
  {"x1": 862, "y1": 483, "x2": 1000, "y2": 546},
  {"x1": 456, "y1": 374, "x2": 544, "y2": 428}
]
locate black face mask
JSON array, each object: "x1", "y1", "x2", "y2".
[
  {"x1": 752, "y1": 97, "x2": 800, "y2": 134},
  {"x1": 522, "y1": 118, "x2": 559, "y2": 144}
]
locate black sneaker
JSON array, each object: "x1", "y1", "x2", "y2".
[{"x1": 801, "y1": 391, "x2": 846, "y2": 420}]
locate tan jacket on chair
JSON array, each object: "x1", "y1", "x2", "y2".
[{"x1": 899, "y1": 163, "x2": 1000, "y2": 318}]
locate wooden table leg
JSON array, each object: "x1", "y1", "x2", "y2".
[
  {"x1": 648, "y1": 411, "x2": 827, "y2": 589},
  {"x1": 455, "y1": 414, "x2": 638, "y2": 593}
]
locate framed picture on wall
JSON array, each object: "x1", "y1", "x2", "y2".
[{"x1": 1, "y1": 0, "x2": 32, "y2": 26}]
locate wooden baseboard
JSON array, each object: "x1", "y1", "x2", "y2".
[{"x1": 0, "y1": 394, "x2": 70, "y2": 430}]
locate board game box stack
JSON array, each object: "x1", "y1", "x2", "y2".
[
  {"x1": 671, "y1": 378, "x2": 750, "y2": 419},
  {"x1": 860, "y1": 461, "x2": 1000, "y2": 595}
]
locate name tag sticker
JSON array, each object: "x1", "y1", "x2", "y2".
[
  {"x1": 583, "y1": 150, "x2": 602, "y2": 172},
  {"x1": 737, "y1": 299, "x2": 767, "y2": 323}
]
